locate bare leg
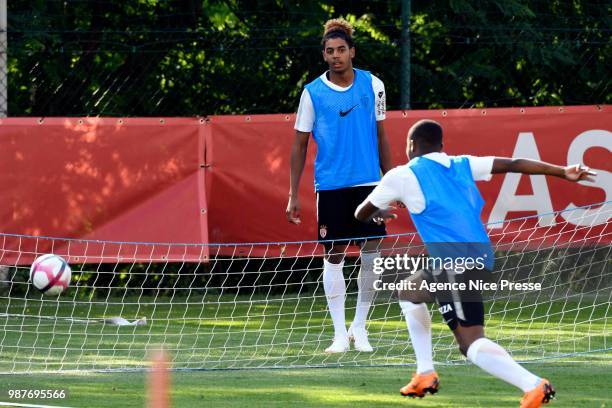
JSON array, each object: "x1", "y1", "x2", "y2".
[{"x1": 451, "y1": 324, "x2": 484, "y2": 356}]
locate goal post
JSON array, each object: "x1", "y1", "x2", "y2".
[{"x1": 0, "y1": 202, "x2": 609, "y2": 373}]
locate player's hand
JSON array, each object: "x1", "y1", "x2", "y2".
[
  {"x1": 564, "y1": 164, "x2": 597, "y2": 182},
  {"x1": 286, "y1": 195, "x2": 301, "y2": 224},
  {"x1": 393, "y1": 200, "x2": 406, "y2": 209},
  {"x1": 372, "y1": 208, "x2": 398, "y2": 225}
]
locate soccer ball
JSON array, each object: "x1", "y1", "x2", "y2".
[{"x1": 30, "y1": 254, "x2": 71, "y2": 296}]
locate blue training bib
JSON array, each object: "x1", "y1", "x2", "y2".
[
  {"x1": 408, "y1": 156, "x2": 495, "y2": 270},
  {"x1": 305, "y1": 68, "x2": 380, "y2": 191}
]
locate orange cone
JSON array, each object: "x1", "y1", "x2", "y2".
[{"x1": 147, "y1": 350, "x2": 171, "y2": 408}]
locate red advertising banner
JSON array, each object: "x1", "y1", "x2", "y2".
[
  {"x1": 0, "y1": 106, "x2": 610, "y2": 263},
  {"x1": 206, "y1": 106, "x2": 611, "y2": 251},
  {"x1": 0, "y1": 118, "x2": 209, "y2": 263}
]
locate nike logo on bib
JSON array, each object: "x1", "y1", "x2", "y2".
[{"x1": 339, "y1": 104, "x2": 358, "y2": 117}]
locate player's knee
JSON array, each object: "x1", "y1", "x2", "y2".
[
  {"x1": 325, "y1": 244, "x2": 346, "y2": 265},
  {"x1": 361, "y1": 238, "x2": 382, "y2": 253},
  {"x1": 326, "y1": 253, "x2": 344, "y2": 264},
  {"x1": 457, "y1": 335, "x2": 478, "y2": 356},
  {"x1": 398, "y1": 288, "x2": 419, "y2": 303},
  {"x1": 458, "y1": 342, "x2": 470, "y2": 356},
  {"x1": 398, "y1": 283, "x2": 433, "y2": 304},
  {"x1": 455, "y1": 332, "x2": 484, "y2": 356}
]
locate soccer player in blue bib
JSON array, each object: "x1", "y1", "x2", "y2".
[
  {"x1": 286, "y1": 18, "x2": 392, "y2": 353},
  {"x1": 355, "y1": 120, "x2": 595, "y2": 407}
]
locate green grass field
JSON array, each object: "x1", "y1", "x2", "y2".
[
  {"x1": 1, "y1": 363, "x2": 610, "y2": 407},
  {"x1": 0, "y1": 294, "x2": 609, "y2": 406}
]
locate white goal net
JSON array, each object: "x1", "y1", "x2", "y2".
[{"x1": 0, "y1": 202, "x2": 610, "y2": 373}]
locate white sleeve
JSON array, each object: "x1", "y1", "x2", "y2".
[
  {"x1": 294, "y1": 89, "x2": 315, "y2": 132},
  {"x1": 371, "y1": 75, "x2": 386, "y2": 121},
  {"x1": 465, "y1": 155, "x2": 495, "y2": 181},
  {"x1": 365, "y1": 169, "x2": 402, "y2": 210}
]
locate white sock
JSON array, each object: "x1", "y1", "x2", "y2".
[
  {"x1": 400, "y1": 301, "x2": 434, "y2": 374},
  {"x1": 467, "y1": 337, "x2": 541, "y2": 392},
  {"x1": 352, "y1": 251, "x2": 379, "y2": 330},
  {"x1": 323, "y1": 259, "x2": 347, "y2": 339}
]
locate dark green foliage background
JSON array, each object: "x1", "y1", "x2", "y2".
[{"x1": 7, "y1": 0, "x2": 611, "y2": 116}]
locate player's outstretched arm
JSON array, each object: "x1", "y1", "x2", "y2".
[
  {"x1": 491, "y1": 158, "x2": 596, "y2": 182},
  {"x1": 286, "y1": 131, "x2": 310, "y2": 224}
]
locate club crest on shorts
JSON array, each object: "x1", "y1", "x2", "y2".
[{"x1": 319, "y1": 225, "x2": 328, "y2": 239}]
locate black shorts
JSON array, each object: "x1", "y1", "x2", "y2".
[
  {"x1": 317, "y1": 185, "x2": 386, "y2": 249},
  {"x1": 422, "y1": 268, "x2": 488, "y2": 331}
]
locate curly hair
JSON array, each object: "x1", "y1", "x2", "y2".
[{"x1": 322, "y1": 18, "x2": 354, "y2": 48}]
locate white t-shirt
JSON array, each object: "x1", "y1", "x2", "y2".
[
  {"x1": 364, "y1": 152, "x2": 495, "y2": 214},
  {"x1": 294, "y1": 72, "x2": 386, "y2": 133}
]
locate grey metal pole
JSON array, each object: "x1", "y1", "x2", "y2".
[
  {"x1": 0, "y1": 0, "x2": 7, "y2": 282},
  {"x1": 0, "y1": 0, "x2": 6, "y2": 117},
  {"x1": 400, "y1": 0, "x2": 411, "y2": 110}
]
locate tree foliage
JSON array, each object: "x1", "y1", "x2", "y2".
[{"x1": 7, "y1": 0, "x2": 611, "y2": 115}]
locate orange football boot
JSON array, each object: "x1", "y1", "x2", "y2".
[
  {"x1": 400, "y1": 371, "x2": 439, "y2": 398},
  {"x1": 520, "y1": 378, "x2": 556, "y2": 408}
]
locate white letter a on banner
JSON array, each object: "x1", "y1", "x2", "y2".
[{"x1": 488, "y1": 132, "x2": 555, "y2": 228}]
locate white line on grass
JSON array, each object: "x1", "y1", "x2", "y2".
[{"x1": 0, "y1": 402, "x2": 73, "y2": 408}]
